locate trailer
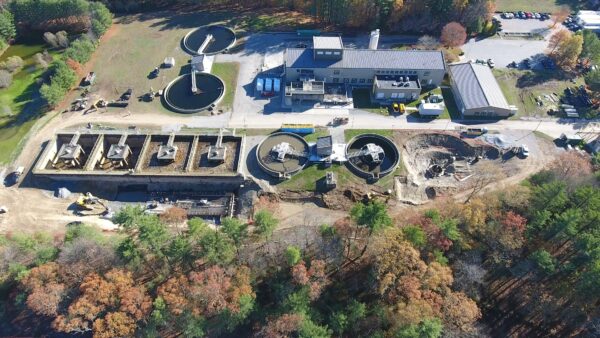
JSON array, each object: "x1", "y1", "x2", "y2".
[
  {"x1": 264, "y1": 78, "x2": 273, "y2": 92},
  {"x1": 256, "y1": 78, "x2": 263, "y2": 93}
]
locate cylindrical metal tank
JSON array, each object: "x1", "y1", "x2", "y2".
[{"x1": 369, "y1": 29, "x2": 380, "y2": 50}]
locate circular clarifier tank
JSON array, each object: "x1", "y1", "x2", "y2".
[
  {"x1": 163, "y1": 73, "x2": 225, "y2": 114},
  {"x1": 183, "y1": 25, "x2": 236, "y2": 55},
  {"x1": 256, "y1": 132, "x2": 310, "y2": 178},
  {"x1": 346, "y1": 134, "x2": 400, "y2": 179}
]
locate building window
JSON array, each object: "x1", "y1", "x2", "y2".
[
  {"x1": 391, "y1": 93, "x2": 398, "y2": 98},
  {"x1": 317, "y1": 51, "x2": 324, "y2": 55},
  {"x1": 367, "y1": 79, "x2": 373, "y2": 83},
  {"x1": 376, "y1": 92, "x2": 385, "y2": 99},
  {"x1": 326, "y1": 51, "x2": 332, "y2": 55},
  {"x1": 424, "y1": 71, "x2": 431, "y2": 76},
  {"x1": 333, "y1": 51, "x2": 341, "y2": 55},
  {"x1": 333, "y1": 78, "x2": 339, "y2": 83},
  {"x1": 344, "y1": 78, "x2": 350, "y2": 83},
  {"x1": 296, "y1": 69, "x2": 300, "y2": 73},
  {"x1": 333, "y1": 70, "x2": 340, "y2": 75},
  {"x1": 359, "y1": 78, "x2": 366, "y2": 83},
  {"x1": 351, "y1": 78, "x2": 357, "y2": 83}
]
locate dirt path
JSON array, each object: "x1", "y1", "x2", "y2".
[{"x1": 0, "y1": 186, "x2": 116, "y2": 233}]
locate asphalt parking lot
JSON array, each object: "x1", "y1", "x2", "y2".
[
  {"x1": 494, "y1": 15, "x2": 554, "y2": 36},
  {"x1": 461, "y1": 37, "x2": 548, "y2": 68}
]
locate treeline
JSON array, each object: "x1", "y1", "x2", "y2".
[
  {"x1": 0, "y1": 152, "x2": 599, "y2": 336},
  {"x1": 100, "y1": 0, "x2": 494, "y2": 34}
]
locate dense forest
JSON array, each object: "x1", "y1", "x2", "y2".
[
  {"x1": 0, "y1": 152, "x2": 599, "y2": 337},
  {"x1": 99, "y1": 0, "x2": 494, "y2": 34}
]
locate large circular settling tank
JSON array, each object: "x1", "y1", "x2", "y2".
[
  {"x1": 183, "y1": 25, "x2": 236, "y2": 55},
  {"x1": 256, "y1": 132, "x2": 310, "y2": 178},
  {"x1": 346, "y1": 134, "x2": 400, "y2": 179},
  {"x1": 163, "y1": 73, "x2": 225, "y2": 113}
]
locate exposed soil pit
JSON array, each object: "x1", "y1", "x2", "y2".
[
  {"x1": 45, "y1": 134, "x2": 99, "y2": 170},
  {"x1": 192, "y1": 136, "x2": 241, "y2": 174},
  {"x1": 398, "y1": 132, "x2": 501, "y2": 203},
  {"x1": 94, "y1": 134, "x2": 146, "y2": 171},
  {"x1": 142, "y1": 135, "x2": 193, "y2": 173}
]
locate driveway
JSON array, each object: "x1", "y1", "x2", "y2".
[{"x1": 461, "y1": 37, "x2": 548, "y2": 68}]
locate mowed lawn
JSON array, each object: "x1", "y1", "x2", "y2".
[
  {"x1": 493, "y1": 68, "x2": 585, "y2": 119},
  {"x1": 211, "y1": 62, "x2": 239, "y2": 112},
  {"x1": 495, "y1": 0, "x2": 583, "y2": 12}
]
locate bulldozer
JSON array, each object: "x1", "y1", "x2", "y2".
[{"x1": 75, "y1": 192, "x2": 109, "y2": 216}]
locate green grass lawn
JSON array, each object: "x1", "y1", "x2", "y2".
[
  {"x1": 0, "y1": 44, "x2": 59, "y2": 164},
  {"x1": 278, "y1": 163, "x2": 360, "y2": 191},
  {"x1": 495, "y1": 0, "x2": 582, "y2": 12},
  {"x1": 493, "y1": 68, "x2": 585, "y2": 119},
  {"x1": 352, "y1": 88, "x2": 390, "y2": 115},
  {"x1": 211, "y1": 62, "x2": 239, "y2": 112},
  {"x1": 345, "y1": 129, "x2": 393, "y2": 142},
  {"x1": 303, "y1": 128, "x2": 329, "y2": 143}
]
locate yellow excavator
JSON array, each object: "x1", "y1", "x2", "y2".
[{"x1": 75, "y1": 192, "x2": 109, "y2": 216}]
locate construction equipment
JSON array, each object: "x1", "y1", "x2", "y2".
[{"x1": 75, "y1": 192, "x2": 109, "y2": 216}]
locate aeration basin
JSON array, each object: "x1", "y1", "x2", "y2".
[
  {"x1": 256, "y1": 132, "x2": 310, "y2": 179},
  {"x1": 163, "y1": 73, "x2": 225, "y2": 114},
  {"x1": 183, "y1": 25, "x2": 236, "y2": 55},
  {"x1": 345, "y1": 134, "x2": 400, "y2": 180}
]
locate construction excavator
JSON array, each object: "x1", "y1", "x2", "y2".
[{"x1": 75, "y1": 192, "x2": 110, "y2": 216}]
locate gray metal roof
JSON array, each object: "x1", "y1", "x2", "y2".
[
  {"x1": 285, "y1": 48, "x2": 446, "y2": 70},
  {"x1": 448, "y1": 62, "x2": 510, "y2": 110},
  {"x1": 313, "y1": 36, "x2": 343, "y2": 49}
]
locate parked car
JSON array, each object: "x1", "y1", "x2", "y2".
[
  {"x1": 487, "y1": 58, "x2": 495, "y2": 68},
  {"x1": 534, "y1": 13, "x2": 541, "y2": 19},
  {"x1": 525, "y1": 12, "x2": 533, "y2": 19}
]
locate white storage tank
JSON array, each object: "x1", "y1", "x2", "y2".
[{"x1": 369, "y1": 29, "x2": 380, "y2": 50}]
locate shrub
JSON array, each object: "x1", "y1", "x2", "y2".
[
  {"x1": 63, "y1": 37, "x2": 96, "y2": 64},
  {"x1": 0, "y1": 10, "x2": 16, "y2": 42},
  {"x1": 55, "y1": 31, "x2": 69, "y2": 48},
  {"x1": 40, "y1": 60, "x2": 76, "y2": 107},
  {"x1": 43, "y1": 32, "x2": 59, "y2": 48},
  {"x1": 0, "y1": 69, "x2": 12, "y2": 88},
  {"x1": 34, "y1": 53, "x2": 50, "y2": 69},
  {"x1": 90, "y1": 2, "x2": 113, "y2": 38},
  {"x1": 0, "y1": 56, "x2": 24, "y2": 73}
]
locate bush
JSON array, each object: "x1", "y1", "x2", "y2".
[
  {"x1": 0, "y1": 69, "x2": 12, "y2": 88},
  {"x1": 34, "y1": 52, "x2": 50, "y2": 69},
  {"x1": 43, "y1": 32, "x2": 59, "y2": 48},
  {"x1": 40, "y1": 60, "x2": 76, "y2": 107},
  {"x1": 63, "y1": 37, "x2": 96, "y2": 64},
  {"x1": 0, "y1": 56, "x2": 24, "y2": 73},
  {"x1": 90, "y1": 2, "x2": 113, "y2": 38},
  {"x1": 0, "y1": 10, "x2": 16, "y2": 42},
  {"x1": 55, "y1": 31, "x2": 69, "y2": 48}
]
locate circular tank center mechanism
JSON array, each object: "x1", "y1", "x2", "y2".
[
  {"x1": 257, "y1": 133, "x2": 310, "y2": 178},
  {"x1": 183, "y1": 25, "x2": 236, "y2": 55},
  {"x1": 346, "y1": 134, "x2": 400, "y2": 180},
  {"x1": 359, "y1": 143, "x2": 385, "y2": 164},
  {"x1": 162, "y1": 73, "x2": 225, "y2": 114}
]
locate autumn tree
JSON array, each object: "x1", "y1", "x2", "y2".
[
  {"x1": 551, "y1": 6, "x2": 571, "y2": 28},
  {"x1": 440, "y1": 22, "x2": 467, "y2": 48},
  {"x1": 21, "y1": 262, "x2": 66, "y2": 317},
  {"x1": 52, "y1": 269, "x2": 151, "y2": 335},
  {"x1": 547, "y1": 30, "x2": 583, "y2": 71},
  {"x1": 159, "y1": 206, "x2": 188, "y2": 225}
]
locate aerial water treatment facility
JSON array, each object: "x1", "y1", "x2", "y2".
[
  {"x1": 33, "y1": 130, "x2": 245, "y2": 192},
  {"x1": 162, "y1": 25, "x2": 236, "y2": 113},
  {"x1": 256, "y1": 132, "x2": 400, "y2": 180}
]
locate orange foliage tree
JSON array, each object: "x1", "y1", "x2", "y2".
[{"x1": 440, "y1": 22, "x2": 467, "y2": 47}]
